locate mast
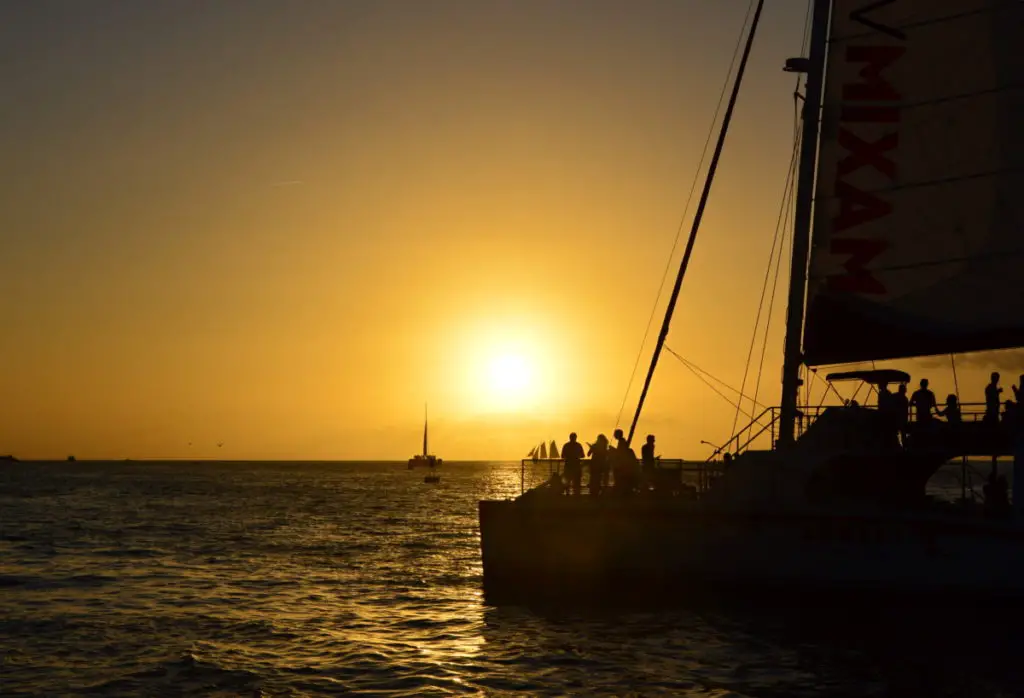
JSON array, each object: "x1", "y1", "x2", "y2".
[
  {"x1": 626, "y1": 0, "x2": 766, "y2": 446},
  {"x1": 423, "y1": 403, "x2": 428, "y2": 457},
  {"x1": 777, "y1": 0, "x2": 831, "y2": 447}
]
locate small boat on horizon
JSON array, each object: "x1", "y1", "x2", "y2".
[{"x1": 408, "y1": 404, "x2": 443, "y2": 469}]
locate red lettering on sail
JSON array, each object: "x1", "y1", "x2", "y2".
[
  {"x1": 837, "y1": 130, "x2": 898, "y2": 178},
  {"x1": 826, "y1": 239, "x2": 888, "y2": 294},
  {"x1": 824, "y1": 22, "x2": 905, "y2": 296},
  {"x1": 842, "y1": 46, "x2": 905, "y2": 101},
  {"x1": 833, "y1": 180, "x2": 892, "y2": 233},
  {"x1": 840, "y1": 106, "x2": 901, "y2": 123}
]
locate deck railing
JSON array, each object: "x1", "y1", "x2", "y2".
[
  {"x1": 518, "y1": 457, "x2": 723, "y2": 496},
  {"x1": 517, "y1": 403, "x2": 1005, "y2": 495},
  {"x1": 709, "y1": 401, "x2": 996, "y2": 459}
]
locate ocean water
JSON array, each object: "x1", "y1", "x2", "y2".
[{"x1": 1, "y1": 459, "x2": 1023, "y2": 697}]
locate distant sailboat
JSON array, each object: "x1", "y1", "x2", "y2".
[
  {"x1": 408, "y1": 404, "x2": 443, "y2": 469},
  {"x1": 549, "y1": 440, "x2": 560, "y2": 459},
  {"x1": 538, "y1": 442, "x2": 548, "y2": 459}
]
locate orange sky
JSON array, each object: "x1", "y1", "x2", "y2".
[{"x1": 2, "y1": 1, "x2": 1021, "y2": 460}]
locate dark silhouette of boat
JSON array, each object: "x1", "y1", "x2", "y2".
[
  {"x1": 408, "y1": 404, "x2": 443, "y2": 469},
  {"x1": 1, "y1": 454, "x2": 18, "y2": 463},
  {"x1": 479, "y1": 0, "x2": 1024, "y2": 604}
]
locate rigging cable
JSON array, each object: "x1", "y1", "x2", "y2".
[
  {"x1": 746, "y1": 129, "x2": 800, "y2": 430},
  {"x1": 663, "y1": 346, "x2": 771, "y2": 421},
  {"x1": 754, "y1": 153, "x2": 797, "y2": 409},
  {"x1": 730, "y1": 0, "x2": 815, "y2": 441},
  {"x1": 664, "y1": 346, "x2": 769, "y2": 412},
  {"x1": 730, "y1": 87, "x2": 803, "y2": 435},
  {"x1": 627, "y1": 0, "x2": 768, "y2": 445},
  {"x1": 950, "y1": 353, "x2": 960, "y2": 400},
  {"x1": 727, "y1": 138, "x2": 797, "y2": 436},
  {"x1": 614, "y1": 0, "x2": 758, "y2": 429}
]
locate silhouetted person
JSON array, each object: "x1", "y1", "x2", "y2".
[
  {"x1": 877, "y1": 382, "x2": 899, "y2": 447},
  {"x1": 641, "y1": 434, "x2": 657, "y2": 490},
  {"x1": 1014, "y1": 374, "x2": 1024, "y2": 404},
  {"x1": 611, "y1": 428, "x2": 638, "y2": 495},
  {"x1": 877, "y1": 382, "x2": 893, "y2": 411},
  {"x1": 1012, "y1": 386, "x2": 1024, "y2": 516},
  {"x1": 937, "y1": 393, "x2": 962, "y2": 450},
  {"x1": 938, "y1": 394, "x2": 961, "y2": 424},
  {"x1": 561, "y1": 432, "x2": 585, "y2": 496},
  {"x1": 910, "y1": 378, "x2": 936, "y2": 423},
  {"x1": 909, "y1": 379, "x2": 937, "y2": 447},
  {"x1": 1000, "y1": 400, "x2": 1017, "y2": 467},
  {"x1": 985, "y1": 372, "x2": 1003, "y2": 425},
  {"x1": 893, "y1": 383, "x2": 909, "y2": 446},
  {"x1": 587, "y1": 434, "x2": 610, "y2": 496}
]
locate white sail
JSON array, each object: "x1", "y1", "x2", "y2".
[{"x1": 803, "y1": 0, "x2": 1024, "y2": 365}]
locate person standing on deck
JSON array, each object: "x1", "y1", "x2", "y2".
[
  {"x1": 877, "y1": 382, "x2": 893, "y2": 412},
  {"x1": 641, "y1": 435, "x2": 658, "y2": 490},
  {"x1": 937, "y1": 394, "x2": 962, "y2": 451},
  {"x1": 561, "y1": 432, "x2": 585, "y2": 496},
  {"x1": 1012, "y1": 399, "x2": 1024, "y2": 518},
  {"x1": 893, "y1": 383, "x2": 910, "y2": 447},
  {"x1": 877, "y1": 383, "x2": 899, "y2": 448},
  {"x1": 587, "y1": 434, "x2": 610, "y2": 496},
  {"x1": 937, "y1": 394, "x2": 962, "y2": 424},
  {"x1": 985, "y1": 372, "x2": 1003, "y2": 425},
  {"x1": 611, "y1": 429, "x2": 639, "y2": 495}
]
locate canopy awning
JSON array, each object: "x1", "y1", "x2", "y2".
[{"x1": 824, "y1": 369, "x2": 911, "y2": 385}]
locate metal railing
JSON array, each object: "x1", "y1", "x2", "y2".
[
  {"x1": 516, "y1": 403, "x2": 1006, "y2": 496},
  {"x1": 706, "y1": 401, "x2": 998, "y2": 460},
  {"x1": 518, "y1": 457, "x2": 723, "y2": 496}
]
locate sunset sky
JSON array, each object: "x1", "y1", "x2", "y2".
[{"x1": 2, "y1": 0, "x2": 1021, "y2": 461}]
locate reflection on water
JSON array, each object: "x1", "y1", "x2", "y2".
[{"x1": 1, "y1": 460, "x2": 1021, "y2": 696}]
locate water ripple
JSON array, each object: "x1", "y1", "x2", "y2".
[{"x1": 1, "y1": 460, "x2": 1021, "y2": 696}]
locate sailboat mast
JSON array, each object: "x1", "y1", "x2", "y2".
[
  {"x1": 423, "y1": 403, "x2": 428, "y2": 457},
  {"x1": 626, "y1": 0, "x2": 766, "y2": 446},
  {"x1": 778, "y1": 0, "x2": 831, "y2": 447}
]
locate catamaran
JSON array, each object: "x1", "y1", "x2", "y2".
[
  {"x1": 408, "y1": 404, "x2": 443, "y2": 469},
  {"x1": 478, "y1": 0, "x2": 1024, "y2": 602}
]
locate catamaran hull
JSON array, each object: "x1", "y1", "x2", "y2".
[{"x1": 479, "y1": 500, "x2": 1024, "y2": 603}]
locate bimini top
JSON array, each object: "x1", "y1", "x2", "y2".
[{"x1": 824, "y1": 369, "x2": 910, "y2": 386}]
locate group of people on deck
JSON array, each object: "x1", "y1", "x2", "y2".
[
  {"x1": 558, "y1": 430, "x2": 660, "y2": 496},
  {"x1": 875, "y1": 371, "x2": 1024, "y2": 447}
]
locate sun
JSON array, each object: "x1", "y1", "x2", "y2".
[
  {"x1": 487, "y1": 353, "x2": 533, "y2": 396},
  {"x1": 465, "y1": 348, "x2": 542, "y2": 414},
  {"x1": 452, "y1": 318, "x2": 568, "y2": 416}
]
